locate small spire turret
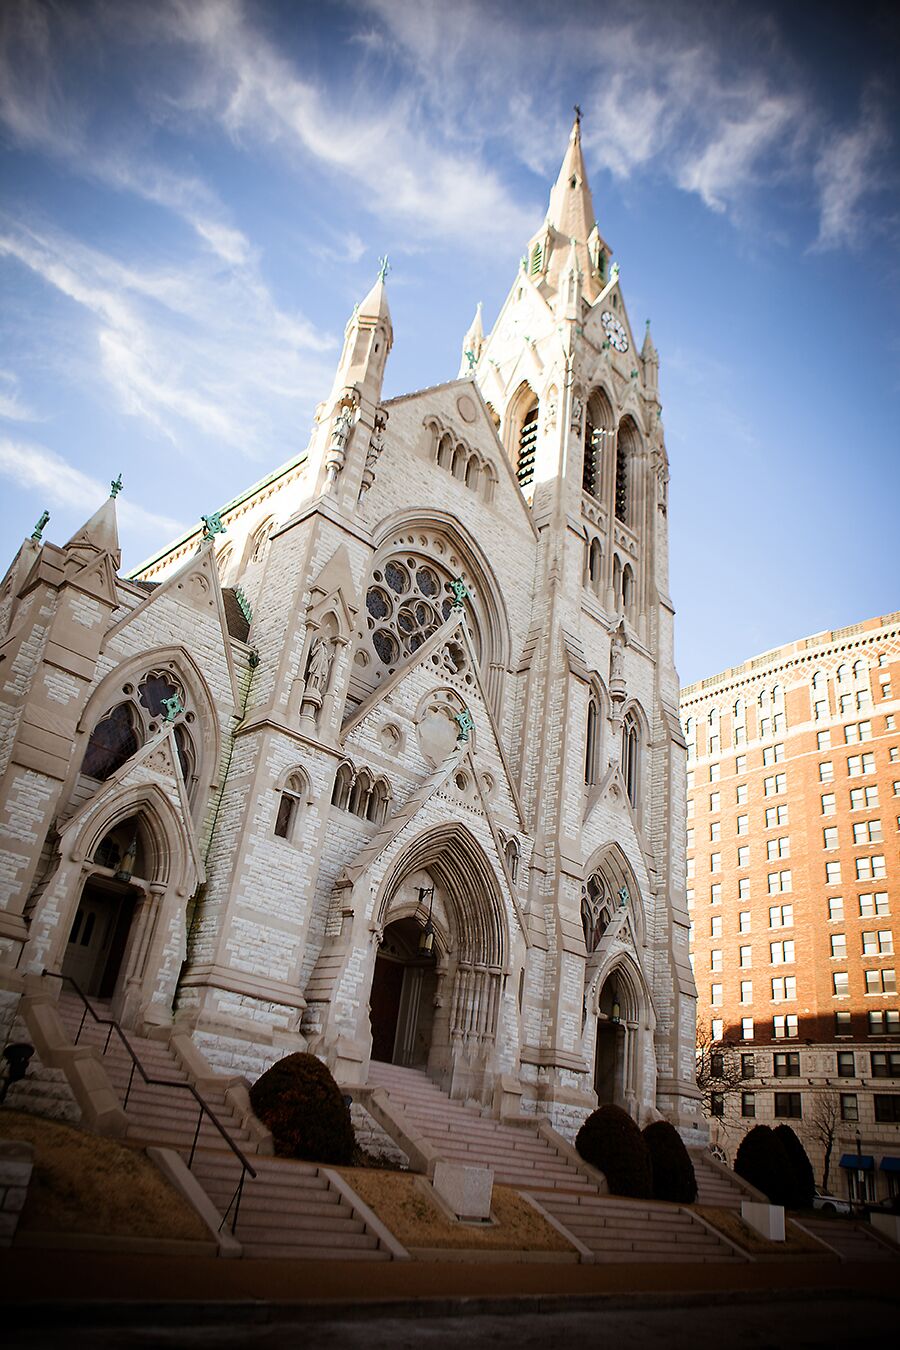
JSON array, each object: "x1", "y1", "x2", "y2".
[{"x1": 458, "y1": 302, "x2": 485, "y2": 377}]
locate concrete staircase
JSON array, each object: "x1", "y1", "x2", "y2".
[
  {"x1": 191, "y1": 1153, "x2": 389, "y2": 1261},
  {"x1": 54, "y1": 990, "x2": 393, "y2": 1260},
  {"x1": 367, "y1": 1060, "x2": 594, "y2": 1193},
  {"x1": 798, "y1": 1215, "x2": 900, "y2": 1263},
  {"x1": 367, "y1": 1060, "x2": 744, "y2": 1264},
  {"x1": 56, "y1": 991, "x2": 253, "y2": 1154},
  {"x1": 689, "y1": 1148, "x2": 757, "y2": 1209}
]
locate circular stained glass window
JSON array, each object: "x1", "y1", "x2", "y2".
[
  {"x1": 385, "y1": 561, "x2": 409, "y2": 594},
  {"x1": 373, "y1": 630, "x2": 399, "y2": 665},
  {"x1": 416, "y1": 567, "x2": 439, "y2": 597},
  {"x1": 366, "y1": 587, "x2": 391, "y2": 620}
]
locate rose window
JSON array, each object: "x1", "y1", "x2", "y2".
[{"x1": 359, "y1": 553, "x2": 481, "y2": 684}]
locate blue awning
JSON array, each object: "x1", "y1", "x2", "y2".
[
  {"x1": 839, "y1": 1153, "x2": 874, "y2": 1170},
  {"x1": 880, "y1": 1156, "x2": 900, "y2": 1173}
]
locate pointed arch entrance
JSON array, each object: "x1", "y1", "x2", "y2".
[{"x1": 369, "y1": 823, "x2": 510, "y2": 1101}]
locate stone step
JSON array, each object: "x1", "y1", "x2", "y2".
[
  {"x1": 249, "y1": 1243, "x2": 390, "y2": 1262},
  {"x1": 232, "y1": 1208, "x2": 367, "y2": 1235},
  {"x1": 195, "y1": 1161, "x2": 328, "y2": 1190},
  {"x1": 203, "y1": 1193, "x2": 345, "y2": 1221}
]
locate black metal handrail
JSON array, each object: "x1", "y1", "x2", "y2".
[{"x1": 43, "y1": 970, "x2": 257, "y2": 1233}]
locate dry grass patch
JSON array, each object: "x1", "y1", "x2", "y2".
[
  {"x1": 338, "y1": 1167, "x2": 573, "y2": 1252},
  {"x1": 694, "y1": 1205, "x2": 832, "y2": 1257},
  {"x1": 0, "y1": 1110, "x2": 207, "y2": 1241}
]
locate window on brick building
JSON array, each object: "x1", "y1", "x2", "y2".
[
  {"x1": 735, "y1": 755, "x2": 747, "y2": 773},
  {"x1": 769, "y1": 904, "x2": 793, "y2": 928},
  {"x1": 817, "y1": 730, "x2": 831, "y2": 750},
  {"x1": 711, "y1": 915, "x2": 722, "y2": 937},
  {"x1": 740, "y1": 945, "x2": 752, "y2": 968},
  {"x1": 711, "y1": 983, "x2": 723, "y2": 1006},
  {"x1": 853, "y1": 819, "x2": 884, "y2": 844},
  {"x1": 826, "y1": 861, "x2": 842, "y2": 884},
  {"x1": 821, "y1": 793, "x2": 836, "y2": 815},
  {"x1": 739, "y1": 911, "x2": 751, "y2": 933},
  {"x1": 837, "y1": 1051, "x2": 855, "y2": 1077},
  {"x1": 819, "y1": 762, "x2": 834, "y2": 783},
  {"x1": 741, "y1": 1052, "x2": 755, "y2": 1078},
  {"x1": 736, "y1": 785, "x2": 748, "y2": 805},
  {"x1": 856, "y1": 855, "x2": 886, "y2": 881},
  {"x1": 767, "y1": 837, "x2": 790, "y2": 860},
  {"x1": 711, "y1": 949, "x2": 723, "y2": 972},
  {"x1": 862, "y1": 930, "x2": 893, "y2": 956},
  {"x1": 737, "y1": 813, "x2": 748, "y2": 834},
  {"x1": 710, "y1": 791, "x2": 720, "y2": 811},
  {"x1": 741, "y1": 1092, "x2": 756, "y2": 1118},
  {"x1": 773, "y1": 1052, "x2": 800, "y2": 1077},
  {"x1": 773, "y1": 1014, "x2": 798, "y2": 1039},
  {"x1": 774, "y1": 1092, "x2": 802, "y2": 1118},
  {"x1": 865, "y1": 969, "x2": 897, "y2": 996},
  {"x1": 823, "y1": 827, "x2": 839, "y2": 850},
  {"x1": 741, "y1": 1018, "x2": 754, "y2": 1041},
  {"x1": 738, "y1": 846, "x2": 750, "y2": 867},
  {"x1": 871, "y1": 1052, "x2": 900, "y2": 1078},
  {"x1": 710, "y1": 883, "x2": 721, "y2": 905},
  {"x1": 710, "y1": 852, "x2": 721, "y2": 873},
  {"x1": 711, "y1": 1018, "x2": 724, "y2": 1041},
  {"x1": 828, "y1": 898, "x2": 844, "y2": 921},
  {"x1": 869, "y1": 1010, "x2": 900, "y2": 1036},
  {"x1": 833, "y1": 972, "x2": 849, "y2": 997},
  {"x1": 772, "y1": 976, "x2": 797, "y2": 1001},
  {"x1": 709, "y1": 763, "x2": 720, "y2": 782},
  {"x1": 710, "y1": 1092, "x2": 725, "y2": 1117},
  {"x1": 770, "y1": 940, "x2": 795, "y2": 965},
  {"x1": 840, "y1": 1094, "x2": 859, "y2": 1122},
  {"x1": 831, "y1": 934, "x2": 847, "y2": 959},
  {"x1": 875, "y1": 1096, "x2": 900, "y2": 1123},
  {"x1": 740, "y1": 980, "x2": 752, "y2": 1003},
  {"x1": 768, "y1": 871, "x2": 792, "y2": 894},
  {"x1": 835, "y1": 1011, "x2": 852, "y2": 1036},
  {"x1": 710, "y1": 821, "x2": 720, "y2": 842}
]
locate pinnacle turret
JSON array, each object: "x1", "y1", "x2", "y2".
[
  {"x1": 64, "y1": 480, "x2": 121, "y2": 568},
  {"x1": 458, "y1": 302, "x2": 485, "y2": 377}
]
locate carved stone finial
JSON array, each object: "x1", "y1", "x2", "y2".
[
  {"x1": 161, "y1": 693, "x2": 184, "y2": 723},
  {"x1": 201, "y1": 512, "x2": 226, "y2": 539},
  {"x1": 110, "y1": 473, "x2": 124, "y2": 498},
  {"x1": 454, "y1": 707, "x2": 475, "y2": 743},
  {"x1": 450, "y1": 578, "x2": 469, "y2": 610},
  {"x1": 31, "y1": 509, "x2": 50, "y2": 542}
]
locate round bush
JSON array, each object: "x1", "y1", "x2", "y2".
[
  {"x1": 249, "y1": 1052, "x2": 356, "y2": 1164},
  {"x1": 734, "y1": 1124, "x2": 794, "y2": 1207},
  {"x1": 575, "y1": 1104, "x2": 653, "y2": 1199},
  {"x1": 642, "y1": 1119, "x2": 698, "y2": 1204},
  {"x1": 773, "y1": 1124, "x2": 816, "y2": 1209}
]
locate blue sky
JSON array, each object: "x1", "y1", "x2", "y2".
[{"x1": 1, "y1": 0, "x2": 898, "y2": 685}]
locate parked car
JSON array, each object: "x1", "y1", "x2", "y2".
[{"x1": 812, "y1": 1188, "x2": 852, "y2": 1216}]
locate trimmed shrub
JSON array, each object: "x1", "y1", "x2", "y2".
[
  {"x1": 773, "y1": 1124, "x2": 816, "y2": 1209},
  {"x1": 734, "y1": 1124, "x2": 794, "y2": 1207},
  {"x1": 642, "y1": 1119, "x2": 698, "y2": 1204},
  {"x1": 249, "y1": 1052, "x2": 356, "y2": 1164},
  {"x1": 575, "y1": 1104, "x2": 653, "y2": 1199}
]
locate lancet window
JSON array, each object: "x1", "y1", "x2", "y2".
[
  {"x1": 582, "y1": 872, "x2": 613, "y2": 954},
  {"x1": 80, "y1": 670, "x2": 196, "y2": 792}
]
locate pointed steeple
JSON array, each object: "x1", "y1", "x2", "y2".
[
  {"x1": 458, "y1": 302, "x2": 484, "y2": 377},
  {"x1": 522, "y1": 111, "x2": 612, "y2": 305},
  {"x1": 547, "y1": 112, "x2": 596, "y2": 248},
  {"x1": 64, "y1": 480, "x2": 121, "y2": 569},
  {"x1": 641, "y1": 318, "x2": 658, "y2": 361},
  {"x1": 641, "y1": 319, "x2": 659, "y2": 398}
]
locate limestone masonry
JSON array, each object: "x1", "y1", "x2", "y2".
[{"x1": 0, "y1": 119, "x2": 700, "y2": 1139}]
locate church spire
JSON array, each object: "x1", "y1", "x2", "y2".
[
  {"x1": 546, "y1": 111, "x2": 596, "y2": 248},
  {"x1": 523, "y1": 111, "x2": 611, "y2": 305}
]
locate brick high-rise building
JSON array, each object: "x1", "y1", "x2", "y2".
[{"x1": 681, "y1": 613, "x2": 900, "y2": 1203}]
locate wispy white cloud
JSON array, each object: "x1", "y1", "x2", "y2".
[
  {"x1": 0, "y1": 435, "x2": 186, "y2": 537},
  {"x1": 813, "y1": 90, "x2": 892, "y2": 250},
  {"x1": 0, "y1": 221, "x2": 334, "y2": 452},
  {"x1": 0, "y1": 370, "x2": 40, "y2": 423}
]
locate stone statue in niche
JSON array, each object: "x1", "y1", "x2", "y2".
[
  {"x1": 610, "y1": 634, "x2": 625, "y2": 684},
  {"x1": 331, "y1": 406, "x2": 353, "y2": 449},
  {"x1": 305, "y1": 637, "x2": 333, "y2": 696},
  {"x1": 571, "y1": 395, "x2": 583, "y2": 433}
]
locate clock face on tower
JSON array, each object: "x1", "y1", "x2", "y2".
[{"x1": 601, "y1": 310, "x2": 629, "y2": 352}]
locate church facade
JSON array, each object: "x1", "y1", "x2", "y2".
[{"x1": 0, "y1": 120, "x2": 701, "y2": 1138}]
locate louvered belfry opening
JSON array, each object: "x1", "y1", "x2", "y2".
[{"x1": 517, "y1": 403, "x2": 539, "y2": 488}]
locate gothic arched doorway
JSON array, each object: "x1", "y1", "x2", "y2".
[
  {"x1": 369, "y1": 917, "x2": 438, "y2": 1067},
  {"x1": 61, "y1": 818, "x2": 147, "y2": 999},
  {"x1": 594, "y1": 975, "x2": 625, "y2": 1106}
]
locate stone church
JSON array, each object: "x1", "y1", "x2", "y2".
[{"x1": 0, "y1": 118, "x2": 700, "y2": 1138}]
